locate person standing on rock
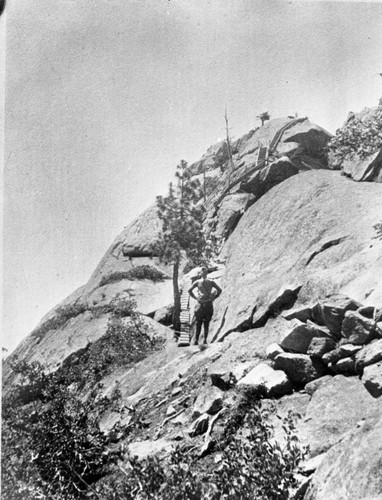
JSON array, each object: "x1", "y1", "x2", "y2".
[{"x1": 188, "y1": 267, "x2": 222, "y2": 345}]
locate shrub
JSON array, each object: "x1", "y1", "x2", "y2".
[
  {"x1": 31, "y1": 301, "x2": 88, "y2": 339},
  {"x1": 2, "y1": 361, "x2": 124, "y2": 500},
  {"x1": 96, "y1": 393, "x2": 307, "y2": 500},
  {"x1": 99, "y1": 266, "x2": 167, "y2": 287},
  {"x1": 328, "y1": 98, "x2": 382, "y2": 164},
  {"x1": 60, "y1": 299, "x2": 165, "y2": 390},
  {"x1": 373, "y1": 221, "x2": 382, "y2": 240}
]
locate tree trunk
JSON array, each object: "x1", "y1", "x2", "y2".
[{"x1": 172, "y1": 260, "x2": 181, "y2": 335}]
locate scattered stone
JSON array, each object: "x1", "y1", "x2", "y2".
[
  {"x1": 166, "y1": 404, "x2": 177, "y2": 417},
  {"x1": 312, "y1": 295, "x2": 361, "y2": 337},
  {"x1": 357, "y1": 305, "x2": 375, "y2": 319},
  {"x1": 266, "y1": 342, "x2": 284, "y2": 360},
  {"x1": 280, "y1": 320, "x2": 332, "y2": 354},
  {"x1": 282, "y1": 305, "x2": 313, "y2": 323},
  {"x1": 171, "y1": 412, "x2": 189, "y2": 426},
  {"x1": 322, "y1": 344, "x2": 362, "y2": 364},
  {"x1": 274, "y1": 353, "x2": 327, "y2": 384},
  {"x1": 231, "y1": 361, "x2": 257, "y2": 381},
  {"x1": 171, "y1": 387, "x2": 182, "y2": 397},
  {"x1": 189, "y1": 414, "x2": 210, "y2": 437},
  {"x1": 293, "y1": 475, "x2": 312, "y2": 500},
  {"x1": 210, "y1": 372, "x2": 233, "y2": 391},
  {"x1": 341, "y1": 311, "x2": 378, "y2": 345},
  {"x1": 299, "y1": 452, "x2": 327, "y2": 474},
  {"x1": 332, "y1": 357, "x2": 356, "y2": 375},
  {"x1": 192, "y1": 386, "x2": 224, "y2": 420},
  {"x1": 237, "y1": 363, "x2": 293, "y2": 397},
  {"x1": 355, "y1": 339, "x2": 382, "y2": 373},
  {"x1": 304, "y1": 415, "x2": 382, "y2": 500},
  {"x1": 128, "y1": 439, "x2": 174, "y2": 460},
  {"x1": 153, "y1": 304, "x2": 173, "y2": 325},
  {"x1": 307, "y1": 337, "x2": 336, "y2": 358},
  {"x1": 362, "y1": 361, "x2": 382, "y2": 398},
  {"x1": 304, "y1": 375, "x2": 333, "y2": 396}
]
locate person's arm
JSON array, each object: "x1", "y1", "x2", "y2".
[
  {"x1": 212, "y1": 281, "x2": 222, "y2": 300},
  {"x1": 188, "y1": 282, "x2": 199, "y2": 301}
]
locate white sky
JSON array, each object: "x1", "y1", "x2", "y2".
[{"x1": 2, "y1": 0, "x2": 382, "y2": 353}]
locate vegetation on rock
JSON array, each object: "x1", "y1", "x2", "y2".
[
  {"x1": 155, "y1": 160, "x2": 207, "y2": 332},
  {"x1": 96, "y1": 389, "x2": 307, "y2": 500},
  {"x1": 99, "y1": 265, "x2": 168, "y2": 287},
  {"x1": 257, "y1": 111, "x2": 271, "y2": 126},
  {"x1": 2, "y1": 361, "x2": 124, "y2": 499},
  {"x1": 31, "y1": 300, "x2": 88, "y2": 339},
  {"x1": 60, "y1": 298, "x2": 165, "y2": 391},
  {"x1": 327, "y1": 98, "x2": 382, "y2": 163}
]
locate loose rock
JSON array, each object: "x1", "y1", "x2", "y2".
[
  {"x1": 192, "y1": 386, "x2": 224, "y2": 420},
  {"x1": 274, "y1": 353, "x2": 327, "y2": 384},
  {"x1": 304, "y1": 375, "x2": 333, "y2": 396},
  {"x1": 312, "y1": 295, "x2": 361, "y2": 337},
  {"x1": 355, "y1": 338, "x2": 382, "y2": 373},
  {"x1": 266, "y1": 342, "x2": 284, "y2": 360},
  {"x1": 189, "y1": 414, "x2": 210, "y2": 437},
  {"x1": 280, "y1": 320, "x2": 332, "y2": 354},
  {"x1": 341, "y1": 311, "x2": 379, "y2": 345},
  {"x1": 332, "y1": 357, "x2": 356, "y2": 375},
  {"x1": 307, "y1": 338, "x2": 336, "y2": 358},
  {"x1": 237, "y1": 363, "x2": 293, "y2": 397},
  {"x1": 322, "y1": 344, "x2": 362, "y2": 364},
  {"x1": 362, "y1": 361, "x2": 382, "y2": 398}
]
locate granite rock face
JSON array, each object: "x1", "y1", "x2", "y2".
[
  {"x1": 304, "y1": 415, "x2": 382, "y2": 500},
  {"x1": 298, "y1": 375, "x2": 381, "y2": 457},
  {"x1": 210, "y1": 170, "x2": 382, "y2": 341}
]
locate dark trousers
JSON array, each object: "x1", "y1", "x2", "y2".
[{"x1": 194, "y1": 301, "x2": 214, "y2": 343}]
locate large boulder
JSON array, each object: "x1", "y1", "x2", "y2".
[
  {"x1": 274, "y1": 353, "x2": 327, "y2": 384},
  {"x1": 362, "y1": 361, "x2": 382, "y2": 398},
  {"x1": 311, "y1": 294, "x2": 361, "y2": 337},
  {"x1": 280, "y1": 320, "x2": 332, "y2": 354},
  {"x1": 355, "y1": 339, "x2": 382, "y2": 372},
  {"x1": 322, "y1": 344, "x2": 362, "y2": 364},
  {"x1": 305, "y1": 415, "x2": 382, "y2": 500},
  {"x1": 299, "y1": 375, "x2": 381, "y2": 457},
  {"x1": 341, "y1": 310, "x2": 380, "y2": 345},
  {"x1": 239, "y1": 156, "x2": 299, "y2": 199},
  {"x1": 237, "y1": 363, "x2": 292, "y2": 397},
  {"x1": 210, "y1": 170, "x2": 382, "y2": 340},
  {"x1": 342, "y1": 148, "x2": 382, "y2": 183}
]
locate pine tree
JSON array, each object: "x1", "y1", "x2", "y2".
[
  {"x1": 155, "y1": 160, "x2": 206, "y2": 334},
  {"x1": 257, "y1": 111, "x2": 270, "y2": 126}
]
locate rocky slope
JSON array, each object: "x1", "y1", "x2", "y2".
[{"x1": 4, "y1": 111, "x2": 382, "y2": 499}]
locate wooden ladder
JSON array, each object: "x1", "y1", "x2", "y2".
[{"x1": 178, "y1": 276, "x2": 193, "y2": 347}]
